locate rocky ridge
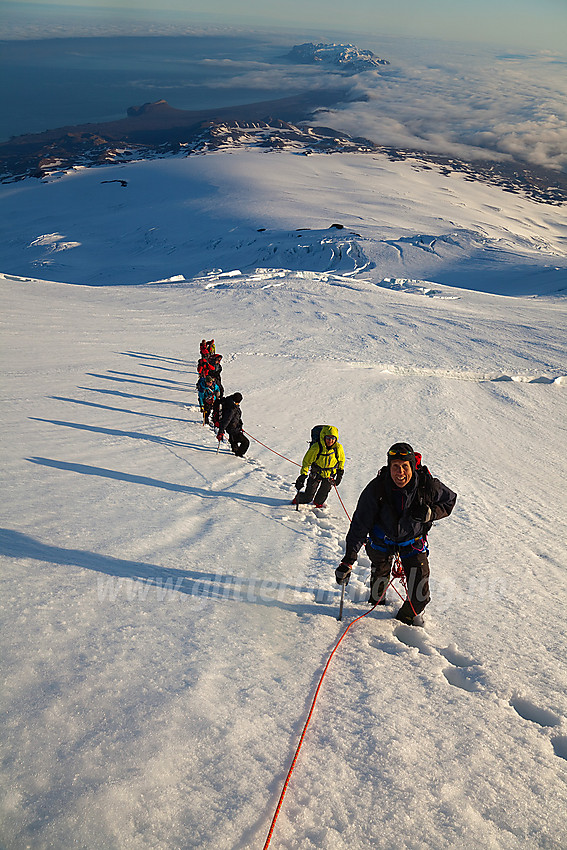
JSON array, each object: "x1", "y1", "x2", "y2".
[{"x1": 0, "y1": 101, "x2": 564, "y2": 206}]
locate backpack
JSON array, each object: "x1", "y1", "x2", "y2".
[
  {"x1": 412, "y1": 453, "x2": 436, "y2": 503},
  {"x1": 203, "y1": 385, "x2": 216, "y2": 405},
  {"x1": 309, "y1": 425, "x2": 339, "y2": 464},
  {"x1": 310, "y1": 424, "x2": 327, "y2": 446},
  {"x1": 197, "y1": 358, "x2": 212, "y2": 376},
  {"x1": 217, "y1": 396, "x2": 239, "y2": 431}
]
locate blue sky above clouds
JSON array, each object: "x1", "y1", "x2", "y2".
[{"x1": 6, "y1": 0, "x2": 567, "y2": 50}]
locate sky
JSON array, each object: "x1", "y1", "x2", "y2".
[{"x1": 5, "y1": 0, "x2": 567, "y2": 51}]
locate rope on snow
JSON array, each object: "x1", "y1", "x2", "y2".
[
  {"x1": 261, "y1": 590, "x2": 388, "y2": 849},
  {"x1": 243, "y1": 429, "x2": 352, "y2": 522},
  {"x1": 206, "y1": 421, "x2": 418, "y2": 844}
]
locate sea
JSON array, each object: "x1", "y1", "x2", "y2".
[{"x1": 0, "y1": 33, "x2": 296, "y2": 142}]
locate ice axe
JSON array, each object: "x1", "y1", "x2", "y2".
[{"x1": 337, "y1": 582, "x2": 345, "y2": 621}]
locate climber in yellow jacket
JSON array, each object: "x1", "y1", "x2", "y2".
[{"x1": 292, "y1": 425, "x2": 345, "y2": 508}]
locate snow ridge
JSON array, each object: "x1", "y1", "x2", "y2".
[{"x1": 285, "y1": 42, "x2": 390, "y2": 71}]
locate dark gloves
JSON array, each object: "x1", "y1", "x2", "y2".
[
  {"x1": 295, "y1": 474, "x2": 307, "y2": 490},
  {"x1": 335, "y1": 562, "x2": 353, "y2": 585},
  {"x1": 217, "y1": 431, "x2": 224, "y2": 441},
  {"x1": 411, "y1": 504, "x2": 433, "y2": 523},
  {"x1": 332, "y1": 468, "x2": 344, "y2": 485}
]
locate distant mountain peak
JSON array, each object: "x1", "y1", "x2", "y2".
[
  {"x1": 286, "y1": 42, "x2": 389, "y2": 72},
  {"x1": 126, "y1": 100, "x2": 182, "y2": 118}
]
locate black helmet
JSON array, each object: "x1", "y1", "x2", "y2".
[{"x1": 387, "y1": 442, "x2": 416, "y2": 471}]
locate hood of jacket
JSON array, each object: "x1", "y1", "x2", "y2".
[{"x1": 319, "y1": 424, "x2": 339, "y2": 444}]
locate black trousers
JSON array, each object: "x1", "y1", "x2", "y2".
[
  {"x1": 295, "y1": 471, "x2": 333, "y2": 506},
  {"x1": 365, "y1": 542, "x2": 430, "y2": 614},
  {"x1": 228, "y1": 429, "x2": 249, "y2": 457},
  {"x1": 202, "y1": 400, "x2": 214, "y2": 423}
]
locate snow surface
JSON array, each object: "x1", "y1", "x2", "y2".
[{"x1": 1, "y1": 149, "x2": 567, "y2": 850}]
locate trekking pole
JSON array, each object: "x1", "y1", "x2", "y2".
[{"x1": 337, "y1": 582, "x2": 345, "y2": 621}]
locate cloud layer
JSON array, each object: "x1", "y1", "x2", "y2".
[
  {"x1": 165, "y1": 38, "x2": 567, "y2": 173},
  {"x1": 321, "y1": 44, "x2": 567, "y2": 172},
  {"x1": 209, "y1": 40, "x2": 567, "y2": 172}
]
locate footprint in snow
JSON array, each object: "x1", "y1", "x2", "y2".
[
  {"x1": 243, "y1": 456, "x2": 262, "y2": 467},
  {"x1": 369, "y1": 631, "x2": 407, "y2": 656},
  {"x1": 510, "y1": 696, "x2": 561, "y2": 728},
  {"x1": 510, "y1": 696, "x2": 567, "y2": 762},
  {"x1": 435, "y1": 643, "x2": 484, "y2": 690},
  {"x1": 372, "y1": 614, "x2": 567, "y2": 764},
  {"x1": 317, "y1": 515, "x2": 336, "y2": 527},
  {"x1": 439, "y1": 643, "x2": 478, "y2": 667},
  {"x1": 442, "y1": 664, "x2": 485, "y2": 693},
  {"x1": 391, "y1": 630, "x2": 487, "y2": 690},
  {"x1": 551, "y1": 737, "x2": 567, "y2": 761},
  {"x1": 394, "y1": 623, "x2": 437, "y2": 657}
]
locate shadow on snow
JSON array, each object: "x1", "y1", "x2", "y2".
[
  {"x1": 27, "y1": 455, "x2": 288, "y2": 506},
  {"x1": 0, "y1": 527, "x2": 341, "y2": 617},
  {"x1": 29, "y1": 419, "x2": 209, "y2": 450}
]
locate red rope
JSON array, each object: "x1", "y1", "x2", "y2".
[
  {"x1": 392, "y1": 553, "x2": 418, "y2": 616},
  {"x1": 243, "y1": 430, "x2": 301, "y2": 466},
  {"x1": 262, "y1": 596, "x2": 385, "y2": 849},
  {"x1": 332, "y1": 483, "x2": 351, "y2": 522},
  {"x1": 261, "y1": 564, "x2": 417, "y2": 848}
]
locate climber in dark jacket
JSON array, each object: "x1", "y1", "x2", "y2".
[
  {"x1": 209, "y1": 354, "x2": 224, "y2": 397},
  {"x1": 217, "y1": 392, "x2": 249, "y2": 457},
  {"x1": 336, "y1": 442, "x2": 456, "y2": 625}
]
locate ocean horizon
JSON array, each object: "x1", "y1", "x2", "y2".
[
  {"x1": 0, "y1": 33, "x2": 295, "y2": 142},
  {"x1": 1, "y1": 24, "x2": 566, "y2": 176}
]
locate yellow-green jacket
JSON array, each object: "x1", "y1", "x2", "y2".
[{"x1": 300, "y1": 425, "x2": 345, "y2": 478}]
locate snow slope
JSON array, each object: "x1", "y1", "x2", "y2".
[
  {"x1": 1, "y1": 151, "x2": 566, "y2": 295},
  {"x1": 1, "y1": 149, "x2": 567, "y2": 850}
]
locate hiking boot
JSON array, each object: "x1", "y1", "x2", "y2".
[
  {"x1": 314, "y1": 503, "x2": 327, "y2": 509},
  {"x1": 395, "y1": 601, "x2": 424, "y2": 626},
  {"x1": 291, "y1": 496, "x2": 298, "y2": 505},
  {"x1": 368, "y1": 592, "x2": 388, "y2": 606}
]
